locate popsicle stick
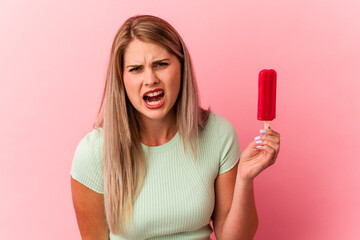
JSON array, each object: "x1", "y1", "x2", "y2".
[{"x1": 264, "y1": 121, "x2": 269, "y2": 130}]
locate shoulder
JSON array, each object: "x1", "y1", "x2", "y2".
[
  {"x1": 70, "y1": 127, "x2": 104, "y2": 194},
  {"x1": 200, "y1": 111, "x2": 239, "y2": 152},
  {"x1": 203, "y1": 111, "x2": 241, "y2": 174},
  {"x1": 205, "y1": 111, "x2": 237, "y2": 137},
  {"x1": 78, "y1": 127, "x2": 103, "y2": 147},
  {"x1": 75, "y1": 128, "x2": 103, "y2": 156},
  {"x1": 73, "y1": 127, "x2": 103, "y2": 164}
]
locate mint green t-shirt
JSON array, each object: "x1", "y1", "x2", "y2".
[{"x1": 70, "y1": 112, "x2": 241, "y2": 240}]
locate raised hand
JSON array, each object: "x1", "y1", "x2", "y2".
[{"x1": 237, "y1": 128, "x2": 281, "y2": 181}]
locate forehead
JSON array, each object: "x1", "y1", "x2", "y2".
[{"x1": 123, "y1": 39, "x2": 170, "y2": 64}]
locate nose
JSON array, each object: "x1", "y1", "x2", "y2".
[{"x1": 144, "y1": 69, "x2": 159, "y2": 86}]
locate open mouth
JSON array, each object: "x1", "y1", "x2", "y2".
[{"x1": 143, "y1": 89, "x2": 165, "y2": 106}]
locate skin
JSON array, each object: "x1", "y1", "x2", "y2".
[
  {"x1": 71, "y1": 38, "x2": 281, "y2": 239},
  {"x1": 213, "y1": 128, "x2": 280, "y2": 239},
  {"x1": 122, "y1": 38, "x2": 182, "y2": 146},
  {"x1": 71, "y1": 178, "x2": 109, "y2": 239}
]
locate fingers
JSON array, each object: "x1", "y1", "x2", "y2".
[
  {"x1": 258, "y1": 145, "x2": 277, "y2": 166},
  {"x1": 254, "y1": 128, "x2": 281, "y2": 164},
  {"x1": 260, "y1": 134, "x2": 280, "y2": 144},
  {"x1": 263, "y1": 128, "x2": 281, "y2": 157},
  {"x1": 263, "y1": 128, "x2": 280, "y2": 138},
  {"x1": 255, "y1": 128, "x2": 280, "y2": 145},
  {"x1": 256, "y1": 138, "x2": 279, "y2": 150}
]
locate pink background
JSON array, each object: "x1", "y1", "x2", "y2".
[{"x1": 1, "y1": 0, "x2": 359, "y2": 239}]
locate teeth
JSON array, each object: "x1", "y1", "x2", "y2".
[
  {"x1": 145, "y1": 98, "x2": 162, "y2": 105},
  {"x1": 145, "y1": 90, "x2": 163, "y2": 97}
]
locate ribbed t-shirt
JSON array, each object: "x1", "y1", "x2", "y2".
[{"x1": 70, "y1": 111, "x2": 241, "y2": 240}]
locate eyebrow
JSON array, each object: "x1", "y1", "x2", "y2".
[{"x1": 126, "y1": 58, "x2": 170, "y2": 68}]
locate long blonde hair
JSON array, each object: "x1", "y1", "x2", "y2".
[{"x1": 93, "y1": 15, "x2": 210, "y2": 235}]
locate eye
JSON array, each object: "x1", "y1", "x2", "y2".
[
  {"x1": 154, "y1": 62, "x2": 168, "y2": 68},
  {"x1": 129, "y1": 66, "x2": 141, "y2": 72}
]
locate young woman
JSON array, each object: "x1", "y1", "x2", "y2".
[{"x1": 70, "y1": 15, "x2": 280, "y2": 240}]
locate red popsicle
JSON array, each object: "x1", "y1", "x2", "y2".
[{"x1": 257, "y1": 69, "x2": 277, "y2": 130}]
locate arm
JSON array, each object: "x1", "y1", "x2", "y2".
[
  {"x1": 71, "y1": 177, "x2": 110, "y2": 240},
  {"x1": 212, "y1": 128, "x2": 280, "y2": 240},
  {"x1": 212, "y1": 162, "x2": 258, "y2": 240}
]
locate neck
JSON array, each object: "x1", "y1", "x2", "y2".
[{"x1": 138, "y1": 109, "x2": 178, "y2": 146}]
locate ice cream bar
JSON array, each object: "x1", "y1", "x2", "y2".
[{"x1": 257, "y1": 69, "x2": 277, "y2": 129}]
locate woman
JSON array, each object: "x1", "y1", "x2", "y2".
[{"x1": 71, "y1": 15, "x2": 280, "y2": 240}]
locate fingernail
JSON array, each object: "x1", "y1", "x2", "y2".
[
  {"x1": 256, "y1": 145, "x2": 263, "y2": 148},
  {"x1": 260, "y1": 129, "x2": 267, "y2": 134},
  {"x1": 256, "y1": 140, "x2": 263, "y2": 144},
  {"x1": 254, "y1": 136, "x2": 261, "y2": 141}
]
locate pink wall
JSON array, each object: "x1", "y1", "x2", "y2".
[{"x1": 1, "y1": 0, "x2": 359, "y2": 239}]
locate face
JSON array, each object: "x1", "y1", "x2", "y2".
[{"x1": 122, "y1": 39, "x2": 182, "y2": 123}]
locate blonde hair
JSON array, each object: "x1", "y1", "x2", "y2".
[{"x1": 93, "y1": 15, "x2": 210, "y2": 235}]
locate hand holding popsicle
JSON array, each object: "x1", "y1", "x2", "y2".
[
  {"x1": 236, "y1": 69, "x2": 280, "y2": 181},
  {"x1": 237, "y1": 128, "x2": 280, "y2": 180}
]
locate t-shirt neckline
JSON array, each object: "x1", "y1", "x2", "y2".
[{"x1": 141, "y1": 131, "x2": 180, "y2": 153}]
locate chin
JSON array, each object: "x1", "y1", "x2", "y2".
[{"x1": 143, "y1": 110, "x2": 170, "y2": 120}]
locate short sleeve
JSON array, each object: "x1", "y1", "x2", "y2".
[
  {"x1": 214, "y1": 115, "x2": 242, "y2": 175},
  {"x1": 70, "y1": 128, "x2": 104, "y2": 194}
]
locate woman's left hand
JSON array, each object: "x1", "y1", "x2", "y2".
[{"x1": 237, "y1": 128, "x2": 281, "y2": 181}]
